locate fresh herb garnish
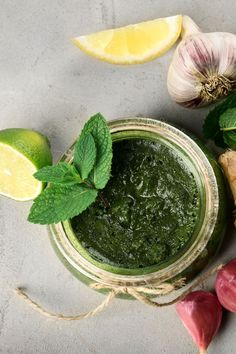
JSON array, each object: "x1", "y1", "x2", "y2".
[
  {"x1": 203, "y1": 92, "x2": 236, "y2": 147},
  {"x1": 219, "y1": 108, "x2": 236, "y2": 148},
  {"x1": 28, "y1": 113, "x2": 112, "y2": 225}
]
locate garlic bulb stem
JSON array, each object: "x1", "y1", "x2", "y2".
[{"x1": 181, "y1": 15, "x2": 201, "y2": 39}]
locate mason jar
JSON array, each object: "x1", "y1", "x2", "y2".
[{"x1": 48, "y1": 118, "x2": 227, "y2": 297}]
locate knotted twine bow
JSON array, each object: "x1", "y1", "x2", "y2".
[{"x1": 15, "y1": 264, "x2": 223, "y2": 321}]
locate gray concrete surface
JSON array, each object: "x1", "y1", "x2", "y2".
[{"x1": 1, "y1": 1, "x2": 236, "y2": 353}]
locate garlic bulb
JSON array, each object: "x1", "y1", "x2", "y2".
[{"x1": 167, "y1": 16, "x2": 236, "y2": 108}]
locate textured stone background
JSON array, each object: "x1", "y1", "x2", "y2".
[{"x1": 1, "y1": 1, "x2": 236, "y2": 353}]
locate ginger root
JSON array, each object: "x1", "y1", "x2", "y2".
[
  {"x1": 219, "y1": 150, "x2": 236, "y2": 227},
  {"x1": 219, "y1": 150, "x2": 236, "y2": 203}
]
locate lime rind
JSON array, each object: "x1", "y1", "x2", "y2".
[{"x1": 0, "y1": 129, "x2": 52, "y2": 201}]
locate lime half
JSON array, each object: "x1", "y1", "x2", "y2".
[{"x1": 0, "y1": 128, "x2": 52, "y2": 201}]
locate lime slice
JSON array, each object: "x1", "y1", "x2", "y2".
[
  {"x1": 0, "y1": 128, "x2": 52, "y2": 201},
  {"x1": 72, "y1": 15, "x2": 182, "y2": 64}
]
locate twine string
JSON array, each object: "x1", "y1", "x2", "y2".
[
  {"x1": 15, "y1": 264, "x2": 223, "y2": 320},
  {"x1": 15, "y1": 288, "x2": 118, "y2": 321}
]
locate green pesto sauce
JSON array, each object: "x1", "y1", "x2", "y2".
[{"x1": 71, "y1": 139, "x2": 200, "y2": 269}]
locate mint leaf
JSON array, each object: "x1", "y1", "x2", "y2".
[
  {"x1": 28, "y1": 184, "x2": 98, "y2": 224},
  {"x1": 219, "y1": 108, "x2": 236, "y2": 131},
  {"x1": 80, "y1": 113, "x2": 112, "y2": 189},
  {"x1": 73, "y1": 132, "x2": 96, "y2": 180},
  {"x1": 218, "y1": 108, "x2": 236, "y2": 148},
  {"x1": 223, "y1": 130, "x2": 236, "y2": 148},
  {"x1": 203, "y1": 92, "x2": 236, "y2": 145},
  {"x1": 34, "y1": 162, "x2": 82, "y2": 185}
]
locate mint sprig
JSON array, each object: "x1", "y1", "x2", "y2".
[{"x1": 28, "y1": 113, "x2": 112, "y2": 225}]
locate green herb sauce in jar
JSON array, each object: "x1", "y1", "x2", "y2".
[{"x1": 71, "y1": 138, "x2": 200, "y2": 269}]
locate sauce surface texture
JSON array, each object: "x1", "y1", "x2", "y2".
[{"x1": 71, "y1": 139, "x2": 200, "y2": 269}]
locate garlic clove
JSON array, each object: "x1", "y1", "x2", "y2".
[
  {"x1": 215, "y1": 258, "x2": 236, "y2": 312},
  {"x1": 176, "y1": 290, "x2": 222, "y2": 353}
]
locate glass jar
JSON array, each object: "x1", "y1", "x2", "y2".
[{"x1": 48, "y1": 118, "x2": 227, "y2": 296}]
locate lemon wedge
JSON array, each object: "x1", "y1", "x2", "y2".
[
  {"x1": 72, "y1": 15, "x2": 182, "y2": 64},
  {"x1": 0, "y1": 128, "x2": 52, "y2": 201}
]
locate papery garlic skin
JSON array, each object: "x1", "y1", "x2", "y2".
[
  {"x1": 176, "y1": 291, "x2": 222, "y2": 353},
  {"x1": 167, "y1": 16, "x2": 236, "y2": 108},
  {"x1": 215, "y1": 258, "x2": 236, "y2": 312}
]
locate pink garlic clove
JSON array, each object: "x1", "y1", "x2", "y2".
[
  {"x1": 176, "y1": 291, "x2": 222, "y2": 353},
  {"x1": 215, "y1": 258, "x2": 236, "y2": 312}
]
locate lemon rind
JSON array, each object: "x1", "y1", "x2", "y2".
[{"x1": 72, "y1": 15, "x2": 182, "y2": 65}]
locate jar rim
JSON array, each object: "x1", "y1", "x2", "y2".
[{"x1": 49, "y1": 118, "x2": 219, "y2": 287}]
